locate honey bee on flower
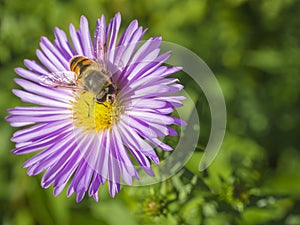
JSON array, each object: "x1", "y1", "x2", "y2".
[{"x1": 6, "y1": 13, "x2": 186, "y2": 202}]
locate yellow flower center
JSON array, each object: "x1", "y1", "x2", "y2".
[{"x1": 71, "y1": 91, "x2": 121, "y2": 132}]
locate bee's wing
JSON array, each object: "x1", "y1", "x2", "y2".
[{"x1": 39, "y1": 71, "x2": 77, "y2": 88}]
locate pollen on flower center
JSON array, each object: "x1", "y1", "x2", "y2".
[{"x1": 71, "y1": 91, "x2": 121, "y2": 132}]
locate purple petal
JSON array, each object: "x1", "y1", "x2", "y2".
[
  {"x1": 115, "y1": 26, "x2": 146, "y2": 70},
  {"x1": 36, "y1": 49, "x2": 58, "y2": 72},
  {"x1": 112, "y1": 126, "x2": 137, "y2": 184},
  {"x1": 119, "y1": 121, "x2": 159, "y2": 164},
  {"x1": 88, "y1": 174, "x2": 101, "y2": 198},
  {"x1": 14, "y1": 78, "x2": 73, "y2": 102},
  {"x1": 79, "y1": 16, "x2": 94, "y2": 58},
  {"x1": 114, "y1": 20, "x2": 139, "y2": 68},
  {"x1": 23, "y1": 130, "x2": 74, "y2": 170},
  {"x1": 24, "y1": 59, "x2": 48, "y2": 75},
  {"x1": 12, "y1": 120, "x2": 71, "y2": 143},
  {"x1": 26, "y1": 134, "x2": 76, "y2": 176},
  {"x1": 127, "y1": 98, "x2": 167, "y2": 109},
  {"x1": 126, "y1": 85, "x2": 177, "y2": 100},
  {"x1": 8, "y1": 106, "x2": 71, "y2": 116},
  {"x1": 173, "y1": 117, "x2": 187, "y2": 126},
  {"x1": 160, "y1": 66, "x2": 182, "y2": 78},
  {"x1": 54, "y1": 27, "x2": 74, "y2": 60},
  {"x1": 121, "y1": 114, "x2": 170, "y2": 137},
  {"x1": 94, "y1": 130, "x2": 109, "y2": 182},
  {"x1": 15, "y1": 68, "x2": 40, "y2": 83},
  {"x1": 107, "y1": 149, "x2": 120, "y2": 198},
  {"x1": 41, "y1": 140, "x2": 80, "y2": 187},
  {"x1": 40, "y1": 41, "x2": 66, "y2": 71},
  {"x1": 148, "y1": 138, "x2": 173, "y2": 151},
  {"x1": 68, "y1": 160, "x2": 93, "y2": 202},
  {"x1": 94, "y1": 14, "x2": 106, "y2": 61},
  {"x1": 129, "y1": 37, "x2": 162, "y2": 69},
  {"x1": 155, "y1": 95, "x2": 186, "y2": 108},
  {"x1": 7, "y1": 114, "x2": 69, "y2": 124},
  {"x1": 40, "y1": 36, "x2": 69, "y2": 70},
  {"x1": 44, "y1": 150, "x2": 81, "y2": 189},
  {"x1": 120, "y1": 114, "x2": 158, "y2": 138},
  {"x1": 167, "y1": 126, "x2": 178, "y2": 136},
  {"x1": 69, "y1": 24, "x2": 84, "y2": 56},
  {"x1": 107, "y1": 13, "x2": 121, "y2": 63},
  {"x1": 128, "y1": 110, "x2": 175, "y2": 125},
  {"x1": 12, "y1": 135, "x2": 58, "y2": 155},
  {"x1": 125, "y1": 51, "x2": 171, "y2": 82},
  {"x1": 118, "y1": 123, "x2": 151, "y2": 168},
  {"x1": 12, "y1": 89, "x2": 71, "y2": 108}
]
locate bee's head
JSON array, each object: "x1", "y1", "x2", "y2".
[
  {"x1": 96, "y1": 93, "x2": 115, "y2": 104},
  {"x1": 95, "y1": 82, "x2": 116, "y2": 104}
]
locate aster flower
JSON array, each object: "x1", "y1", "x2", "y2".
[{"x1": 6, "y1": 12, "x2": 185, "y2": 202}]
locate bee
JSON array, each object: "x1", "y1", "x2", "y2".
[{"x1": 39, "y1": 56, "x2": 117, "y2": 104}]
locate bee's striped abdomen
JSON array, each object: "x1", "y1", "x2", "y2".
[{"x1": 70, "y1": 56, "x2": 93, "y2": 79}]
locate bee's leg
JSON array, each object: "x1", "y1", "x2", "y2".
[
  {"x1": 98, "y1": 102, "x2": 108, "y2": 108},
  {"x1": 106, "y1": 94, "x2": 111, "y2": 102},
  {"x1": 106, "y1": 94, "x2": 115, "y2": 103}
]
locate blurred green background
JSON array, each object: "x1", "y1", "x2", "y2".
[{"x1": 1, "y1": 0, "x2": 300, "y2": 224}]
